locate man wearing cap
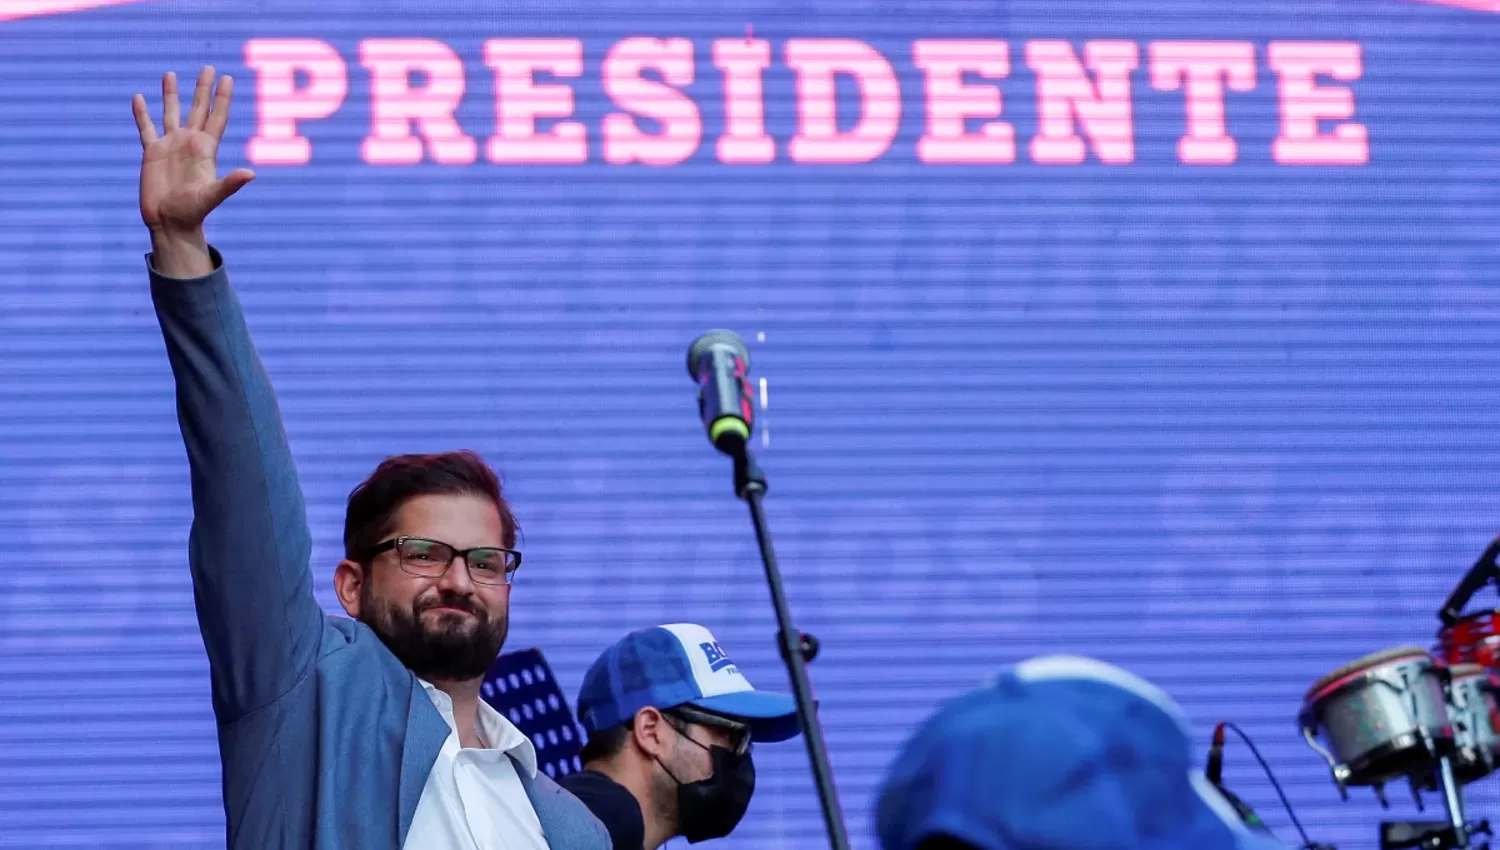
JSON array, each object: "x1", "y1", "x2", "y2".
[
  {"x1": 559, "y1": 624, "x2": 802, "y2": 850},
  {"x1": 876, "y1": 656, "x2": 1291, "y2": 850}
]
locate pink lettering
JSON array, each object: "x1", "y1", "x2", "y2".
[
  {"x1": 1149, "y1": 41, "x2": 1256, "y2": 165},
  {"x1": 602, "y1": 37, "x2": 701, "y2": 166},
  {"x1": 1026, "y1": 40, "x2": 1139, "y2": 165},
  {"x1": 359, "y1": 39, "x2": 477, "y2": 165},
  {"x1": 483, "y1": 39, "x2": 587, "y2": 164},
  {"x1": 913, "y1": 39, "x2": 1015, "y2": 164},
  {"x1": 235, "y1": 36, "x2": 1373, "y2": 171},
  {"x1": 712, "y1": 38, "x2": 775, "y2": 164},
  {"x1": 786, "y1": 39, "x2": 901, "y2": 164},
  {"x1": 1268, "y1": 42, "x2": 1368, "y2": 165},
  {"x1": 244, "y1": 39, "x2": 349, "y2": 166}
]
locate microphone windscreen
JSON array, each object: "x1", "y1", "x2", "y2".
[{"x1": 687, "y1": 329, "x2": 750, "y2": 377}]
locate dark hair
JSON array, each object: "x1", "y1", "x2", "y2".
[
  {"x1": 343, "y1": 450, "x2": 518, "y2": 561},
  {"x1": 579, "y1": 709, "x2": 699, "y2": 765},
  {"x1": 579, "y1": 723, "x2": 632, "y2": 764}
]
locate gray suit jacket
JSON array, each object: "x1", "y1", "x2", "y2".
[{"x1": 149, "y1": 248, "x2": 609, "y2": 850}]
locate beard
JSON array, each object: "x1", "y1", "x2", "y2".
[
  {"x1": 359, "y1": 585, "x2": 508, "y2": 682},
  {"x1": 651, "y1": 754, "x2": 685, "y2": 831}
]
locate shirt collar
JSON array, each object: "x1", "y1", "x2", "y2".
[{"x1": 417, "y1": 678, "x2": 539, "y2": 777}]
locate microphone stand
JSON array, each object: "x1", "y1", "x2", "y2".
[{"x1": 731, "y1": 448, "x2": 852, "y2": 850}]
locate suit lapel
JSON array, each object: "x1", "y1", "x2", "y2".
[
  {"x1": 514, "y1": 763, "x2": 609, "y2": 850},
  {"x1": 397, "y1": 677, "x2": 451, "y2": 845},
  {"x1": 515, "y1": 765, "x2": 557, "y2": 847}
]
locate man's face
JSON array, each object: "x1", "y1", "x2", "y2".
[
  {"x1": 355, "y1": 493, "x2": 513, "y2": 681},
  {"x1": 650, "y1": 715, "x2": 740, "y2": 819},
  {"x1": 662, "y1": 720, "x2": 736, "y2": 784}
]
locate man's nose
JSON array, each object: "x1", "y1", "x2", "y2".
[{"x1": 437, "y1": 555, "x2": 477, "y2": 593}]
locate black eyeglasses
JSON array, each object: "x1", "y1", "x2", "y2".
[
  {"x1": 366, "y1": 536, "x2": 521, "y2": 586},
  {"x1": 666, "y1": 704, "x2": 752, "y2": 756}
]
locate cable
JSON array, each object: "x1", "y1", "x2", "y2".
[{"x1": 1222, "y1": 721, "x2": 1316, "y2": 850}]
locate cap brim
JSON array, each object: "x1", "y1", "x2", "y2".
[{"x1": 690, "y1": 691, "x2": 803, "y2": 743}]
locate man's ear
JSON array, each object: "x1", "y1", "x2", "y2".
[
  {"x1": 631, "y1": 707, "x2": 669, "y2": 758},
  {"x1": 333, "y1": 559, "x2": 367, "y2": 618}
]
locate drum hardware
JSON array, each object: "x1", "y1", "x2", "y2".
[
  {"x1": 1437, "y1": 612, "x2": 1500, "y2": 671},
  {"x1": 1381, "y1": 819, "x2": 1491, "y2": 850},
  {"x1": 1273, "y1": 535, "x2": 1500, "y2": 850},
  {"x1": 1433, "y1": 665, "x2": 1500, "y2": 786},
  {"x1": 1299, "y1": 647, "x2": 1457, "y2": 796},
  {"x1": 1300, "y1": 647, "x2": 1470, "y2": 848},
  {"x1": 1439, "y1": 536, "x2": 1500, "y2": 629}
]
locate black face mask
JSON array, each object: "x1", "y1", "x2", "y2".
[{"x1": 659, "y1": 738, "x2": 756, "y2": 843}]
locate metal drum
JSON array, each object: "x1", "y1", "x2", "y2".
[
  {"x1": 1446, "y1": 664, "x2": 1500, "y2": 784},
  {"x1": 1437, "y1": 609, "x2": 1500, "y2": 670},
  {"x1": 1300, "y1": 646, "x2": 1455, "y2": 794}
]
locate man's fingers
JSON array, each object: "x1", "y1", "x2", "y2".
[
  {"x1": 209, "y1": 169, "x2": 256, "y2": 207},
  {"x1": 161, "y1": 71, "x2": 180, "y2": 130},
  {"x1": 185, "y1": 66, "x2": 215, "y2": 131},
  {"x1": 132, "y1": 94, "x2": 158, "y2": 148},
  {"x1": 204, "y1": 75, "x2": 234, "y2": 141}
]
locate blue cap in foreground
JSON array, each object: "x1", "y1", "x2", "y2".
[{"x1": 877, "y1": 655, "x2": 1290, "y2": 850}]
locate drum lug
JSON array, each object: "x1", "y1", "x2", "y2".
[
  {"x1": 1303, "y1": 725, "x2": 1350, "y2": 799},
  {"x1": 1331, "y1": 765, "x2": 1351, "y2": 801}
]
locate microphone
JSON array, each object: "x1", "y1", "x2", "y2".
[
  {"x1": 1205, "y1": 726, "x2": 1265, "y2": 833},
  {"x1": 685, "y1": 330, "x2": 755, "y2": 457},
  {"x1": 1210, "y1": 721, "x2": 1326, "y2": 849},
  {"x1": 1207, "y1": 722, "x2": 1225, "y2": 785},
  {"x1": 1215, "y1": 785, "x2": 1271, "y2": 834}
]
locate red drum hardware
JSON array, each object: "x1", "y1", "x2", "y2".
[{"x1": 1438, "y1": 611, "x2": 1500, "y2": 670}]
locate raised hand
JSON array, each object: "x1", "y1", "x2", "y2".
[{"x1": 132, "y1": 67, "x2": 255, "y2": 277}]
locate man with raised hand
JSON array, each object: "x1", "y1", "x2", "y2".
[{"x1": 132, "y1": 66, "x2": 608, "y2": 850}]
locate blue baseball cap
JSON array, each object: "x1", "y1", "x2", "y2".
[
  {"x1": 577, "y1": 623, "x2": 802, "y2": 744},
  {"x1": 876, "y1": 656, "x2": 1291, "y2": 850}
]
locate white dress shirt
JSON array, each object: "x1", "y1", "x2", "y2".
[{"x1": 404, "y1": 678, "x2": 551, "y2": 850}]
